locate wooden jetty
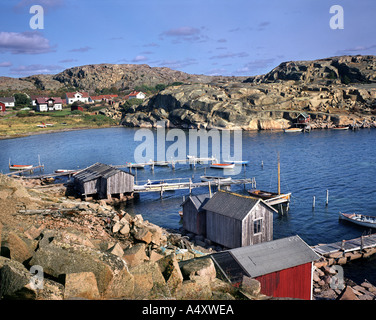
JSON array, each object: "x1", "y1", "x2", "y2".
[
  {"x1": 113, "y1": 156, "x2": 218, "y2": 171},
  {"x1": 134, "y1": 177, "x2": 256, "y2": 198},
  {"x1": 312, "y1": 233, "x2": 376, "y2": 265}
]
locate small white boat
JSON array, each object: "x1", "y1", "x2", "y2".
[
  {"x1": 200, "y1": 175, "x2": 232, "y2": 182},
  {"x1": 339, "y1": 212, "x2": 376, "y2": 229},
  {"x1": 223, "y1": 160, "x2": 249, "y2": 165},
  {"x1": 37, "y1": 124, "x2": 47, "y2": 128},
  {"x1": 210, "y1": 163, "x2": 235, "y2": 169},
  {"x1": 333, "y1": 126, "x2": 349, "y2": 130},
  {"x1": 9, "y1": 164, "x2": 33, "y2": 171},
  {"x1": 284, "y1": 128, "x2": 302, "y2": 133}
]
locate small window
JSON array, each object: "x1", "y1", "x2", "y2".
[{"x1": 253, "y1": 218, "x2": 262, "y2": 235}]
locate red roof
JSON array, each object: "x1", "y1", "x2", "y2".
[
  {"x1": 129, "y1": 91, "x2": 142, "y2": 97},
  {"x1": 90, "y1": 94, "x2": 118, "y2": 101},
  {"x1": 66, "y1": 92, "x2": 89, "y2": 98}
]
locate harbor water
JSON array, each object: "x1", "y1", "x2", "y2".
[{"x1": 1, "y1": 126, "x2": 376, "y2": 284}]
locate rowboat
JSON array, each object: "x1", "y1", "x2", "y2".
[
  {"x1": 339, "y1": 212, "x2": 376, "y2": 229},
  {"x1": 9, "y1": 164, "x2": 33, "y2": 171},
  {"x1": 210, "y1": 163, "x2": 235, "y2": 169},
  {"x1": 200, "y1": 175, "x2": 232, "y2": 182},
  {"x1": 333, "y1": 126, "x2": 349, "y2": 130},
  {"x1": 223, "y1": 160, "x2": 249, "y2": 165},
  {"x1": 153, "y1": 161, "x2": 169, "y2": 166},
  {"x1": 247, "y1": 189, "x2": 291, "y2": 205},
  {"x1": 284, "y1": 128, "x2": 302, "y2": 133},
  {"x1": 55, "y1": 169, "x2": 77, "y2": 174}
]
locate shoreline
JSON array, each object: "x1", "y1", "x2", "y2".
[{"x1": 0, "y1": 122, "x2": 373, "y2": 141}]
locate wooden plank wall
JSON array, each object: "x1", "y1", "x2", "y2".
[{"x1": 183, "y1": 200, "x2": 206, "y2": 235}]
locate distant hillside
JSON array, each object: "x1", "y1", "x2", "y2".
[{"x1": 0, "y1": 64, "x2": 242, "y2": 93}]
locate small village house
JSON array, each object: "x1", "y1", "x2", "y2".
[
  {"x1": 89, "y1": 94, "x2": 118, "y2": 103},
  {"x1": 296, "y1": 112, "x2": 310, "y2": 124},
  {"x1": 201, "y1": 190, "x2": 275, "y2": 249},
  {"x1": 73, "y1": 162, "x2": 134, "y2": 200},
  {"x1": 0, "y1": 97, "x2": 15, "y2": 108},
  {"x1": 0, "y1": 102, "x2": 5, "y2": 112},
  {"x1": 181, "y1": 194, "x2": 210, "y2": 235},
  {"x1": 210, "y1": 235, "x2": 320, "y2": 300},
  {"x1": 128, "y1": 91, "x2": 146, "y2": 100},
  {"x1": 66, "y1": 92, "x2": 90, "y2": 104},
  {"x1": 35, "y1": 97, "x2": 63, "y2": 112}
]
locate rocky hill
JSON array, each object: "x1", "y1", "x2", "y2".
[
  {"x1": 121, "y1": 55, "x2": 376, "y2": 130},
  {"x1": 0, "y1": 63, "x2": 240, "y2": 92}
]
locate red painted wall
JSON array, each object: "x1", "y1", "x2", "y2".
[
  {"x1": 255, "y1": 263, "x2": 312, "y2": 300},
  {"x1": 0, "y1": 102, "x2": 5, "y2": 112}
]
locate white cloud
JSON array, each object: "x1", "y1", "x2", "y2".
[
  {"x1": 0, "y1": 31, "x2": 54, "y2": 54},
  {"x1": 0, "y1": 61, "x2": 12, "y2": 67},
  {"x1": 10, "y1": 64, "x2": 63, "y2": 76}
]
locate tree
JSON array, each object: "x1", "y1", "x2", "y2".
[{"x1": 14, "y1": 93, "x2": 31, "y2": 107}]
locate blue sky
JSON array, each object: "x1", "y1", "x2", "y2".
[{"x1": 1, "y1": 0, "x2": 376, "y2": 78}]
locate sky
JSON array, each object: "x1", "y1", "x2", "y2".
[{"x1": 0, "y1": 0, "x2": 376, "y2": 78}]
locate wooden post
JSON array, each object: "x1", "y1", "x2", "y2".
[
  {"x1": 326, "y1": 190, "x2": 329, "y2": 206},
  {"x1": 312, "y1": 196, "x2": 316, "y2": 208},
  {"x1": 261, "y1": 160, "x2": 264, "y2": 169},
  {"x1": 277, "y1": 152, "x2": 281, "y2": 195},
  {"x1": 208, "y1": 181, "x2": 212, "y2": 198},
  {"x1": 361, "y1": 236, "x2": 364, "y2": 251},
  {"x1": 189, "y1": 179, "x2": 192, "y2": 194}
]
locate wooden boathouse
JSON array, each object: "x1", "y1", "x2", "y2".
[
  {"x1": 73, "y1": 162, "x2": 134, "y2": 200},
  {"x1": 181, "y1": 194, "x2": 211, "y2": 236},
  {"x1": 200, "y1": 190, "x2": 276, "y2": 249},
  {"x1": 211, "y1": 235, "x2": 320, "y2": 300}
]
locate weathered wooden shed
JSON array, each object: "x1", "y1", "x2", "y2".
[
  {"x1": 202, "y1": 190, "x2": 276, "y2": 249},
  {"x1": 74, "y1": 162, "x2": 134, "y2": 199},
  {"x1": 210, "y1": 235, "x2": 320, "y2": 300},
  {"x1": 296, "y1": 112, "x2": 310, "y2": 124},
  {"x1": 181, "y1": 194, "x2": 211, "y2": 235}
]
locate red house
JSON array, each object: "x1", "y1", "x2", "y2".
[
  {"x1": 0, "y1": 102, "x2": 5, "y2": 112},
  {"x1": 296, "y1": 112, "x2": 310, "y2": 124},
  {"x1": 211, "y1": 235, "x2": 319, "y2": 300}
]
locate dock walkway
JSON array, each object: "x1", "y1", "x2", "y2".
[{"x1": 313, "y1": 233, "x2": 376, "y2": 256}]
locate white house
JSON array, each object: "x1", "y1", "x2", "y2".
[
  {"x1": 0, "y1": 97, "x2": 15, "y2": 108},
  {"x1": 66, "y1": 92, "x2": 90, "y2": 104},
  {"x1": 128, "y1": 91, "x2": 146, "y2": 100},
  {"x1": 36, "y1": 97, "x2": 63, "y2": 112}
]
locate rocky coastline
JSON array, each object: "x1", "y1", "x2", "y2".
[{"x1": 0, "y1": 174, "x2": 375, "y2": 300}]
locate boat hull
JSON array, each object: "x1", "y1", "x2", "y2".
[
  {"x1": 200, "y1": 176, "x2": 232, "y2": 182},
  {"x1": 284, "y1": 128, "x2": 302, "y2": 133},
  {"x1": 9, "y1": 165, "x2": 33, "y2": 170},
  {"x1": 223, "y1": 160, "x2": 249, "y2": 165},
  {"x1": 210, "y1": 163, "x2": 235, "y2": 169},
  {"x1": 339, "y1": 213, "x2": 376, "y2": 229},
  {"x1": 247, "y1": 189, "x2": 291, "y2": 205}
]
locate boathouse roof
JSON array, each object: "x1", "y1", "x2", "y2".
[
  {"x1": 202, "y1": 190, "x2": 276, "y2": 220},
  {"x1": 74, "y1": 162, "x2": 131, "y2": 183},
  {"x1": 211, "y1": 235, "x2": 320, "y2": 281},
  {"x1": 181, "y1": 193, "x2": 210, "y2": 211}
]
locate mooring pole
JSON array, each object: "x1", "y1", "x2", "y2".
[
  {"x1": 326, "y1": 190, "x2": 329, "y2": 206},
  {"x1": 312, "y1": 196, "x2": 316, "y2": 209}
]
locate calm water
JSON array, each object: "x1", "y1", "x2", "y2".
[{"x1": 1, "y1": 127, "x2": 376, "y2": 284}]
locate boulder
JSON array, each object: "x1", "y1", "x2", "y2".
[
  {"x1": 175, "y1": 277, "x2": 212, "y2": 300},
  {"x1": 112, "y1": 222, "x2": 122, "y2": 233},
  {"x1": 119, "y1": 223, "x2": 130, "y2": 235},
  {"x1": 157, "y1": 254, "x2": 183, "y2": 294},
  {"x1": 29, "y1": 237, "x2": 127, "y2": 296},
  {"x1": 24, "y1": 225, "x2": 45, "y2": 240},
  {"x1": 102, "y1": 266, "x2": 134, "y2": 299},
  {"x1": 180, "y1": 258, "x2": 217, "y2": 282},
  {"x1": 122, "y1": 243, "x2": 148, "y2": 267},
  {"x1": 64, "y1": 272, "x2": 100, "y2": 300},
  {"x1": 133, "y1": 227, "x2": 153, "y2": 244},
  {"x1": 129, "y1": 261, "x2": 169, "y2": 299},
  {"x1": 337, "y1": 286, "x2": 359, "y2": 300},
  {"x1": 107, "y1": 243, "x2": 124, "y2": 258},
  {"x1": 6, "y1": 231, "x2": 35, "y2": 264},
  {"x1": 241, "y1": 276, "x2": 261, "y2": 296}
]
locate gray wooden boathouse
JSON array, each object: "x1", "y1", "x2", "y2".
[
  {"x1": 74, "y1": 162, "x2": 134, "y2": 199},
  {"x1": 202, "y1": 190, "x2": 276, "y2": 249},
  {"x1": 181, "y1": 194, "x2": 211, "y2": 236}
]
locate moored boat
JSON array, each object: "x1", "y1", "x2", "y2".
[
  {"x1": 126, "y1": 162, "x2": 146, "y2": 168},
  {"x1": 9, "y1": 164, "x2": 33, "y2": 171},
  {"x1": 333, "y1": 126, "x2": 349, "y2": 130},
  {"x1": 200, "y1": 175, "x2": 232, "y2": 182},
  {"x1": 210, "y1": 163, "x2": 235, "y2": 169},
  {"x1": 284, "y1": 128, "x2": 302, "y2": 133},
  {"x1": 55, "y1": 169, "x2": 77, "y2": 174},
  {"x1": 339, "y1": 212, "x2": 376, "y2": 229},
  {"x1": 223, "y1": 160, "x2": 249, "y2": 165}
]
